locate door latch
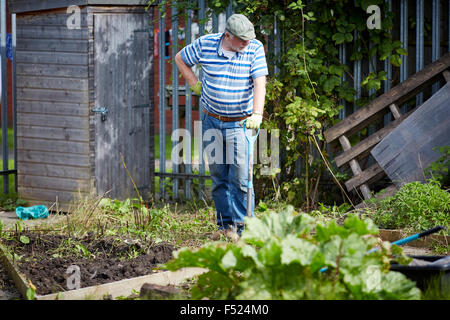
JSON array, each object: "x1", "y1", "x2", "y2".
[{"x1": 92, "y1": 107, "x2": 109, "y2": 121}]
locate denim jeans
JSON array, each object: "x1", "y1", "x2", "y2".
[{"x1": 201, "y1": 109, "x2": 255, "y2": 233}]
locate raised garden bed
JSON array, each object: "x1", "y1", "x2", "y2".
[{"x1": 0, "y1": 231, "x2": 206, "y2": 299}]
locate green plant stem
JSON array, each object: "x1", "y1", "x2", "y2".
[{"x1": 120, "y1": 153, "x2": 143, "y2": 204}]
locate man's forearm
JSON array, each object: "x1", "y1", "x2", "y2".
[
  {"x1": 175, "y1": 52, "x2": 198, "y2": 87},
  {"x1": 253, "y1": 76, "x2": 266, "y2": 115}
]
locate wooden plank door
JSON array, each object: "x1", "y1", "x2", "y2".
[{"x1": 94, "y1": 13, "x2": 152, "y2": 200}]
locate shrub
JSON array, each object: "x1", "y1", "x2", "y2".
[{"x1": 372, "y1": 180, "x2": 449, "y2": 234}]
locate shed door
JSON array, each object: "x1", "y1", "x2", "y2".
[{"x1": 94, "y1": 13, "x2": 152, "y2": 200}]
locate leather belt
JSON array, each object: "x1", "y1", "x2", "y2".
[{"x1": 202, "y1": 108, "x2": 250, "y2": 122}]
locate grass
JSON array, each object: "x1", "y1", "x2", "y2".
[
  {"x1": 154, "y1": 167, "x2": 212, "y2": 197},
  {"x1": 23, "y1": 194, "x2": 218, "y2": 249},
  {"x1": 0, "y1": 159, "x2": 16, "y2": 195},
  {"x1": 421, "y1": 275, "x2": 450, "y2": 300},
  {"x1": 0, "y1": 127, "x2": 14, "y2": 150},
  {"x1": 0, "y1": 127, "x2": 16, "y2": 196},
  {"x1": 154, "y1": 134, "x2": 212, "y2": 196},
  {"x1": 154, "y1": 134, "x2": 173, "y2": 160}
]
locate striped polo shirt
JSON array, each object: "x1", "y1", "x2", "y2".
[{"x1": 180, "y1": 33, "x2": 268, "y2": 117}]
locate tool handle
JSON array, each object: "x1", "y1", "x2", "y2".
[
  {"x1": 243, "y1": 119, "x2": 260, "y2": 143},
  {"x1": 418, "y1": 225, "x2": 445, "y2": 238},
  {"x1": 392, "y1": 225, "x2": 445, "y2": 246},
  {"x1": 243, "y1": 119, "x2": 259, "y2": 218},
  {"x1": 246, "y1": 131, "x2": 254, "y2": 218}
]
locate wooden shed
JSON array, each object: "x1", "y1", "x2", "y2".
[{"x1": 8, "y1": 0, "x2": 155, "y2": 209}]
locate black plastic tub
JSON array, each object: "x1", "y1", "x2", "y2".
[{"x1": 390, "y1": 256, "x2": 449, "y2": 294}]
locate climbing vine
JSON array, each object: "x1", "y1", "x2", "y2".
[{"x1": 151, "y1": 0, "x2": 407, "y2": 209}]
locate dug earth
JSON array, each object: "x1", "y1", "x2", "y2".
[{"x1": 1, "y1": 232, "x2": 174, "y2": 296}]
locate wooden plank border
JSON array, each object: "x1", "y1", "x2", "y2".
[{"x1": 0, "y1": 244, "x2": 206, "y2": 300}]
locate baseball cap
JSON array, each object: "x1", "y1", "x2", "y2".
[{"x1": 225, "y1": 14, "x2": 256, "y2": 41}]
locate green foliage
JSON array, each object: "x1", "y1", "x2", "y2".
[
  {"x1": 420, "y1": 275, "x2": 450, "y2": 300},
  {"x1": 19, "y1": 235, "x2": 30, "y2": 245},
  {"x1": 425, "y1": 146, "x2": 450, "y2": 187},
  {"x1": 0, "y1": 193, "x2": 27, "y2": 211},
  {"x1": 163, "y1": 206, "x2": 420, "y2": 300},
  {"x1": 96, "y1": 198, "x2": 217, "y2": 247},
  {"x1": 51, "y1": 238, "x2": 94, "y2": 259},
  {"x1": 99, "y1": 198, "x2": 158, "y2": 234},
  {"x1": 371, "y1": 180, "x2": 450, "y2": 234},
  {"x1": 26, "y1": 287, "x2": 36, "y2": 300}
]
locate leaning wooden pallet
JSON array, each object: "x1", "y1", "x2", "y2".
[{"x1": 324, "y1": 52, "x2": 450, "y2": 203}]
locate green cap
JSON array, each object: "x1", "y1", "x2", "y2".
[{"x1": 225, "y1": 14, "x2": 256, "y2": 41}]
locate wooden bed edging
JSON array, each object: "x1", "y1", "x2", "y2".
[{"x1": 0, "y1": 244, "x2": 206, "y2": 300}]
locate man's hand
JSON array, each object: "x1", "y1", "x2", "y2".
[
  {"x1": 244, "y1": 114, "x2": 262, "y2": 129},
  {"x1": 190, "y1": 81, "x2": 202, "y2": 96}
]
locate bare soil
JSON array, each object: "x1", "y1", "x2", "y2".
[
  {"x1": 1, "y1": 232, "x2": 174, "y2": 296},
  {"x1": 0, "y1": 262, "x2": 21, "y2": 300}
]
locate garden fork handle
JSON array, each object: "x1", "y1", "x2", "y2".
[{"x1": 243, "y1": 120, "x2": 260, "y2": 218}]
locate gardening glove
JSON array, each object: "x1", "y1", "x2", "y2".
[
  {"x1": 244, "y1": 113, "x2": 263, "y2": 129},
  {"x1": 190, "y1": 81, "x2": 202, "y2": 96}
]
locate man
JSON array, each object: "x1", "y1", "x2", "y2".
[{"x1": 175, "y1": 14, "x2": 268, "y2": 238}]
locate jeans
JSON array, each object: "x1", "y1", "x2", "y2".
[{"x1": 201, "y1": 109, "x2": 255, "y2": 233}]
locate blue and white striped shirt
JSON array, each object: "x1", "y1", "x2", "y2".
[{"x1": 180, "y1": 33, "x2": 268, "y2": 117}]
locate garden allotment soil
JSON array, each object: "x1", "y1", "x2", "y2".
[{"x1": 1, "y1": 232, "x2": 174, "y2": 296}]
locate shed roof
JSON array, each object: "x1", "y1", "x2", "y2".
[{"x1": 8, "y1": 0, "x2": 150, "y2": 14}]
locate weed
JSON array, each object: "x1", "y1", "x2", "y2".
[
  {"x1": 420, "y1": 274, "x2": 450, "y2": 300},
  {"x1": 50, "y1": 238, "x2": 94, "y2": 259},
  {"x1": 370, "y1": 179, "x2": 449, "y2": 234},
  {"x1": 0, "y1": 193, "x2": 27, "y2": 211},
  {"x1": 425, "y1": 146, "x2": 450, "y2": 187}
]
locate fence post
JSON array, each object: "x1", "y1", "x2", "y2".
[
  {"x1": 12, "y1": 13, "x2": 16, "y2": 193},
  {"x1": 198, "y1": 0, "x2": 205, "y2": 200},
  {"x1": 172, "y1": 1, "x2": 179, "y2": 199},
  {"x1": 400, "y1": 0, "x2": 408, "y2": 113},
  {"x1": 416, "y1": 0, "x2": 424, "y2": 106},
  {"x1": 158, "y1": 5, "x2": 167, "y2": 200},
  {"x1": 431, "y1": 0, "x2": 440, "y2": 94},
  {"x1": 185, "y1": 2, "x2": 193, "y2": 200},
  {"x1": 1, "y1": 0, "x2": 9, "y2": 194}
]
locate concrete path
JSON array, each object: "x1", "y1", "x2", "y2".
[
  {"x1": 0, "y1": 210, "x2": 65, "y2": 228},
  {"x1": 0, "y1": 211, "x2": 19, "y2": 227}
]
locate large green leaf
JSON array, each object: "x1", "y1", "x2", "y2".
[
  {"x1": 280, "y1": 235, "x2": 322, "y2": 267},
  {"x1": 258, "y1": 240, "x2": 282, "y2": 266},
  {"x1": 343, "y1": 214, "x2": 379, "y2": 236},
  {"x1": 332, "y1": 32, "x2": 346, "y2": 44},
  {"x1": 377, "y1": 271, "x2": 421, "y2": 300}
]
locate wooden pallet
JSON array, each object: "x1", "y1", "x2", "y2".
[{"x1": 324, "y1": 52, "x2": 450, "y2": 201}]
